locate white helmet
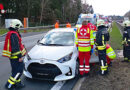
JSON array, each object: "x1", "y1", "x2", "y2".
[
  {"x1": 10, "y1": 19, "x2": 23, "y2": 29},
  {"x1": 97, "y1": 19, "x2": 105, "y2": 27},
  {"x1": 123, "y1": 20, "x2": 130, "y2": 27}
]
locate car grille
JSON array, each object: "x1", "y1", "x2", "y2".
[{"x1": 28, "y1": 63, "x2": 62, "y2": 80}]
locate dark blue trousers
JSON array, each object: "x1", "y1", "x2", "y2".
[{"x1": 5, "y1": 59, "x2": 24, "y2": 88}]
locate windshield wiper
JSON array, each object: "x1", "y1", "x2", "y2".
[
  {"x1": 46, "y1": 44, "x2": 64, "y2": 46},
  {"x1": 38, "y1": 43, "x2": 71, "y2": 46},
  {"x1": 38, "y1": 43, "x2": 47, "y2": 45}
]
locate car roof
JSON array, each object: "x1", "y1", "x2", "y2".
[{"x1": 49, "y1": 28, "x2": 76, "y2": 33}]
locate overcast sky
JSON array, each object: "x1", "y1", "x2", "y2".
[{"x1": 82, "y1": 0, "x2": 130, "y2": 16}]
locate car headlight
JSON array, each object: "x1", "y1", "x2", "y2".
[{"x1": 57, "y1": 53, "x2": 73, "y2": 63}]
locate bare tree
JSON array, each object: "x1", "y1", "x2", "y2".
[{"x1": 40, "y1": 0, "x2": 49, "y2": 24}]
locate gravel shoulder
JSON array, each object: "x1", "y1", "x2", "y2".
[{"x1": 80, "y1": 51, "x2": 130, "y2": 90}]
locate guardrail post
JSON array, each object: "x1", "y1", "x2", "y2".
[{"x1": 24, "y1": 17, "x2": 28, "y2": 33}]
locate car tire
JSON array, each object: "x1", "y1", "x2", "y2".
[{"x1": 75, "y1": 60, "x2": 79, "y2": 77}]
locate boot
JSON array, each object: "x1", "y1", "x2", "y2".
[{"x1": 5, "y1": 83, "x2": 16, "y2": 90}]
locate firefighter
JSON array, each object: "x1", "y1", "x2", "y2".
[
  {"x1": 95, "y1": 19, "x2": 110, "y2": 75},
  {"x1": 75, "y1": 21, "x2": 94, "y2": 76},
  {"x1": 122, "y1": 20, "x2": 130, "y2": 62},
  {"x1": 66, "y1": 22, "x2": 71, "y2": 28},
  {"x1": 55, "y1": 20, "x2": 59, "y2": 28},
  {"x1": 2, "y1": 19, "x2": 27, "y2": 89}
]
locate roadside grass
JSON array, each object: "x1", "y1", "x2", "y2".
[
  {"x1": 0, "y1": 29, "x2": 50, "y2": 35},
  {"x1": 109, "y1": 22, "x2": 122, "y2": 50},
  {"x1": 0, "y1": 29, "x2": 8, "y2": 35}
]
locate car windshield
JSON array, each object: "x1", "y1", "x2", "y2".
[
  {"x1": 77, "y1": 18, "x2": 95, "y2": 24},
  {"x1": 39, "y1": 32, "x2": 74, "y2": 46}
]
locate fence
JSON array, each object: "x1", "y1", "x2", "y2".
[{"x1": 20, "y1": 23, "x2": 75, "y2": 30}]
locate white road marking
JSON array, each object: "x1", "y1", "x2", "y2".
[
  {"x1": 50, "y1": 81, "x2": 66, "y2": 90},
  {"x1": 73, "y1": 77, "x2": 86, "y2": 90}
]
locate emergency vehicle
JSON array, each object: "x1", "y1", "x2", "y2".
[
  {"x1": 76, "y1": 13, "x2": 97, "y2": 28},
  {"x1": 100, "y1": 16, "x2": 111, "y2": 27}
]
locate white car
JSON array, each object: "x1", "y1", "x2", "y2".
[{"x1": 23, "y1": 28, "x2": 98, "y2": 81}]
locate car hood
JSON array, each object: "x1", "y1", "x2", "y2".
[{"x1": 28, "y1": 45, "x2": 74, "y2": 61}]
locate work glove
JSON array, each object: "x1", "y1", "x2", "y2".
[
  {"x1": 77, "y1": 47, "x2": 78, "y2": 50},
  {"x1": 91, "y1": 49, "x2": 94, "y2": 54}
]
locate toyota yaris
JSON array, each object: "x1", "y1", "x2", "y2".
[
  {"x1": 23, "y1": 28, "x2": 98, "y2": 81},
  {"x1": 23, "y1": 28, "x2": 80, "y2": 81}
]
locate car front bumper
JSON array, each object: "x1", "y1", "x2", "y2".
[{"x1": 24, "y1": 59, "x2": 75, "y2": 81}]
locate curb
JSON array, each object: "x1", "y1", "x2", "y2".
[{"x1": 116, "y1": 50, "x2": 123, "y2": 60}]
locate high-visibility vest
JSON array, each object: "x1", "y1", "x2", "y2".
[
  {"x1": 55, "y1": 22, "x2": 59, "y2": 28},
  {"x1": 106, "y1": 44, "x2": 116, "y2": 59},
  {"x1": 66, "y1": 23, "x2": 71, "y2": 28},
  {"x1": 2, "y1": 31, "x2": 26, "y2": 58},
  {"x1": 75, "y1": 26, "x2": 94, "y2": 52}
]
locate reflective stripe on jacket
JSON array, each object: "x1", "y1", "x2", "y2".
[
  {"x1": 95, "y1": 35, "x2": 106, "y2": 50},
  {"x1": 75, "y1": 25, "x2": 94, "y2": 52},
  {"x1": 2, "y1": 31, "x2": 26, "y2": 58}
]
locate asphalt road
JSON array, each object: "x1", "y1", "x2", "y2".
[{"x1": 0, "y1": 31, "x2": 79, "y2": 90}]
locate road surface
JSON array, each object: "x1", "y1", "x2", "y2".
[{"x1": 0, "y1": 32, "x2": 79, "y2": 90}]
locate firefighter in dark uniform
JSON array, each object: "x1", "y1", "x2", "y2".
[
  {"x1": 122, "y1": 20, "x2": 130, "y2": 62},
  {"x1": 95, "y1": 19, "x2": 110, "y2": 75},
  {"x1": 2, "y1": 19, "x2": 26, "y2": 89}
]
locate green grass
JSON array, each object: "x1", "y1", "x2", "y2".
[
  {"x1": 0, "y1": 29, "x2": 8, "y2": 35},
  {"x1": 109, "y1": 22, "x2": 122, "y2": 50},
  {"x1": 0, "y1": 29, "x2": 50, "y2": 35}
]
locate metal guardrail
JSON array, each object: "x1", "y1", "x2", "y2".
[
  {"x1": 20, "y1": 23, "x2": 75, "y2": 30},
  {"x1": 0, "y1": 23, "x2": 75, "y2": 37}
]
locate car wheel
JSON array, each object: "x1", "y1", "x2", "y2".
[{"x1": 75, "y1": 60, "x2": 79, "y2": 77}]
